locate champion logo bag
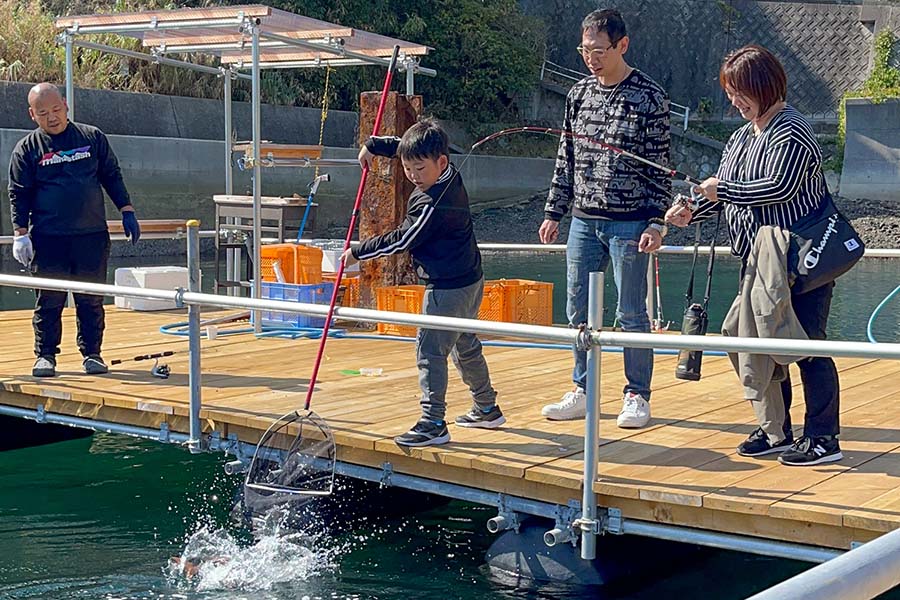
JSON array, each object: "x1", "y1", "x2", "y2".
[{"x1": 788, "y1": 189, "x2": 865, "y2": 294}]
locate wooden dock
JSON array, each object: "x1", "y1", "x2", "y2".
[{"x1": 1, "y1": 306, "x2": 899, "y2": 550}]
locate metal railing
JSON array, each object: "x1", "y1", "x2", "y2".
[
  {"x1": 2, "y1": 225, "x2": 900, "y2": 595},
  {"x1": 540, "y1": 58, "x2": 690, "y2": 130}
]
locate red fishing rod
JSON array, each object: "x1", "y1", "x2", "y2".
[
  {"x1": 471, "y1": 126, "x2": 701, "y2": 185},
  {"x1": 303, "y1": 46, "x2": 401, "y2": 411}
]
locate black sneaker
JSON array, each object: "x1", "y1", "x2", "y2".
[
  {"x1": 32, "y1": 356, "x2": 56, "y2": 378},
  {"x1": 394, "y1": 419, "x2": 450, "y2": 447},
  {"x1": 778, "y1": 435, "x2": 843, "y2": 466},
  {"x1": 455, "y1": 405, "x2": 506, "y2": 429},
  {"x1": 82, "y1": 355, "x2": 109, "y2": 375},
  {"x1": 737, "y1": 427, "x2": 794, "y2": 457}
]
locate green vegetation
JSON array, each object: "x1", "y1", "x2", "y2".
[
  {"x1": 828, "y1": 29, "x2": 900, "y2": 172},
  {"x1": 0, "y1": 0, "x2": 544, "y2": 126}
]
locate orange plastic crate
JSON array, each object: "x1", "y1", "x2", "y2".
[
  {"x1": 260, "y1": 244, "x2": 323, "y2": 284},
  {"x1": 375, "y1": 285, "x2": 425, "y2": 337},
  {"x1": 323, "y1": 273, "x2": 360, "y2": 307},
  {"x1": 482, "y1": 279, "x2": 553, "y2": 325}
]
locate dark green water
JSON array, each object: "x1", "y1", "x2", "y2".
[{"x1": 1, "y1": 253, "x2": 900, "y2": 598}]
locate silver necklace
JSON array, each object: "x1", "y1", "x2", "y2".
[{"x1": 598, "y1": 79, "x2": 623, "y2": 105}]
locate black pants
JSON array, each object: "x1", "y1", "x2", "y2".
[
  {"x1": 781, "y1": 281, "x2": 840, "y2": 438},
  {"x1": 31, "y1": 231, "x2": 110, "y2": 358}
]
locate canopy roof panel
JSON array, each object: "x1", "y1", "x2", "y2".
[{"x1": 55, "y1": 4, "x2": 431, "y2": 67}]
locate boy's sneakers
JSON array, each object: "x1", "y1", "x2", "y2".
[
  {"x1": 541, "y1": 388, "x2": 587, "y2": 420},
  {"x1": 32, "y1": 356, "x2": 56, "y2": 378},
  {"x1": 737, "y1": 427, "x2": 794, "y2": 457},
  {"x1": 617, "y1": 392, "x2": 651, "y2": 429},
  {"x1": 455, "y1": 405, "x2": 506, "y2": 429},
  {"x1": 83, "y1": 355, "x2": 109, "y2": 375},
  {"x1": 778, "y1": 435, "x2": 843, "y2": 466},
  {"x1": 395, "y1": 419, "x2": 450, "y2": 447}
]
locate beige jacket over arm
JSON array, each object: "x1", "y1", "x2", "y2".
[{"x1": 721, "y1": 225, "x2": 808, "y2": 443}]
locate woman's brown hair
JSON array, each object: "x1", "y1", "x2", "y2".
[{"x1": 719, "y1": 45, "x2": 787, "y2": 116}]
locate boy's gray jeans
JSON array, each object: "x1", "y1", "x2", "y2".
[{"x1": 417, "y1": 277, "x2": 497, "y2": 422}]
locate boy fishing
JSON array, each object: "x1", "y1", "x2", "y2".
[{"x1": 342, "y1": 117, "x2": 504, "y2": 447}]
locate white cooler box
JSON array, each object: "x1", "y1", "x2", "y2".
[
  {"x1": 321, "y1": 248, "x2": 359, "y2": 273},
  {"x1": 114, "y1": 266, "x2": 197, "y2": 311}
]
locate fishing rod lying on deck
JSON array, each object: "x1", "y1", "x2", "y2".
[{"x1": 110, "y1": 351, "x2": 175, "y2": 379}]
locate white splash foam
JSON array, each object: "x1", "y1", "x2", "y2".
[{"x1": 168, "y1": 511, "x2": 344, "y2": 592}]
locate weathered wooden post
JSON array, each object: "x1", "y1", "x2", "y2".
[{"x1": 357, "y1": 91, "x2": 423, "y2": 309}]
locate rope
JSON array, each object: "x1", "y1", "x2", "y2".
[{"x1": 314, "y1": 66, "x2": 331, "y2": 180}]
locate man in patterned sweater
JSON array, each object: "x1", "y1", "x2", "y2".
[{"x1": 538, "y1": 9, "x2": 670, "y2": 428}]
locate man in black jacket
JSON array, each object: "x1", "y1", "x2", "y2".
[
  {"x1": 8, "y1": 83, "x2": 141, "y2": 377},
  {"x1": 343, "y1": 118, "x2": 503, "y2": 447}
]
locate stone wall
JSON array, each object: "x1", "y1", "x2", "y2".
[{"x1": 521, "y1": 0, "x2": 900, "y2": 119}]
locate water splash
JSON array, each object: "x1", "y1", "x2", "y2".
[{"x1": 167, "y1": 509, "x2": 345, "y2": 592}]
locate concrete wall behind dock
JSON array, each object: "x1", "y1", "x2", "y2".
[
  {"x1": 0, "y1": 127, "x2": 555, "y2": 237},
  {"x1": 841, "y1": 98, "x2": 900, "y2": 202}
]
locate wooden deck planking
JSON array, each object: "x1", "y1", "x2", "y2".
[{"x1": 0, "y1": 307, "x2": 899, "y2": 548}]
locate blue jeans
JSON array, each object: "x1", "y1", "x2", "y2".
[{"x1": 566, "y1": 217, "x2": 653, "y2": 398}]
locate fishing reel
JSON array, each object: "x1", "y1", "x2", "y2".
[
  {"x1": 672, "y1": 186, "x2": 703, "y2": 212},
  {"x1": 151, "y1": 359, "x2": 171, "y2": 379}
]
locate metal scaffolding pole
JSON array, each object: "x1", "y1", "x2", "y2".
[
  {"x1": 72, "y1": 39, "x2": 251, "y2": 80},
  {"x1": 223, "y1": 68, "x2": 237, "y2": 296},
  {"x1": 251, "y1": 23, "x2": 262, "y2": 332},
  {"x1": 405, "y1": 57, "x2": 415, "y2": 95},
  {"x1": 64, "y1": 34, "x2": 74, "y2": 119}
]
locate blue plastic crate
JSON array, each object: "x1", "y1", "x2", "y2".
[{"x1": 256, "y1": 281, "x2": 335, "y2": 329}]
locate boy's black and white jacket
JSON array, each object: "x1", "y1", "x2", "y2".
[{"x1": 351, "y1": 136, "x2": 483, "y2": 290}]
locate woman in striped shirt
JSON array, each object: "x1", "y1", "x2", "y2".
[{"x1": 666, "y1": 45, "x2": 842, "y2": 467}]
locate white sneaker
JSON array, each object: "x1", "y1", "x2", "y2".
[
  {"x1": 617, "y1": 392, "x2": 651, "y2": 429},
  {"x1": 541, "y1": 388, "x2": 587, "y2": 420}
]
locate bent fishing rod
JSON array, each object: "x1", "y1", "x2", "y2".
[{"x1": 471, "y1": 126, "x2": 702, "y2": 186}]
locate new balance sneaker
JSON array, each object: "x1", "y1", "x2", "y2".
[
  {"x1": 778, "y1": 435, "x2": 843, "y2": 466},
  {"x1": 617, "y1": 392, "x2": 651, "y2": 429},
  {"x1": 32, "y1": 356, "x2": 56, "y2": 378},
  {"x1": 541, "y1": 388, "x2": 587, "y2": 420},
  {"x1": 455, "y1": 405, "x2": 506, "y2": 429},
  {"x1": 394, "y1": 419, "x2": 450, "y2": 447},
  {"x1": 83, "y1": 355, "x2": 109, "y2": 375},
  {"x1": 737, "y1": 427, "x2": 794, "y2": 457}
]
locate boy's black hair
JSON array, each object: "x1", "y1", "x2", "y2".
[
  {"x1": 397, "y1": 117, "x2": 449, "y2": 162},
  {"x1": 582, "y1": 9, "x2": 627, "y2": 45}
]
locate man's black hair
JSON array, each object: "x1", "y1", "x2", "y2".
[
  {"x1": 397, "y1": 117, "x2": 449, "y2": 162},
  {"x1": 581, "y1": 9, "x2": 627, "y2": 45}
]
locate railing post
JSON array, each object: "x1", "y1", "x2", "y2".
[
  {"x1": 186, "y1": 220, "x2": 203, "y2": 453},
  {"x1": 580, "y1": 271, "x2": 604, "y2": 559}
]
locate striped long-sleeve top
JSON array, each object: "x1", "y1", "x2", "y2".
[
  {"x1": 545, "y1": 69, "x2": 671, "y2": 224},
  {"x1": 692, "y1": 105, "x2": 827, "y2": 261}
]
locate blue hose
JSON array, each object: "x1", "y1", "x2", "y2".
[
  {"x1": 159, "y1": 321, "x2": 347, "y2": 340},
  {"x1": 867, "y1": 283, "x2": 900, "y2": 343}
]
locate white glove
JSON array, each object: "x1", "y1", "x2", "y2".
[{"x1": 12, "y1": 234, "x2": 34, "y2": 267}]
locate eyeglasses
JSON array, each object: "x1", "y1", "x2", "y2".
[{"x1": 577, "y1": 44, "x2": 616, "y2": 60}]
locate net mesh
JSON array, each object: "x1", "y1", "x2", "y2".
[{"x1": 243, "y1": 410, "x2": 335, "y2": 515}]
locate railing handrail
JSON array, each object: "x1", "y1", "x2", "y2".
[
  {"x1": 746, "y1": 526, "x2": 900, "y2": 600},
  {"x1": 1, "y1": 272, "x2": 899, "y2": 361},
  {"x1": 2, "y1": 238, "x2": 899, "y2": 259}
]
